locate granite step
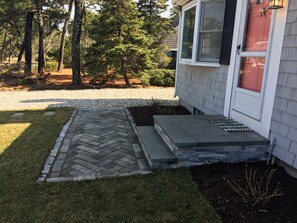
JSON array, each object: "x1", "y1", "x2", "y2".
[{"x1": 136, "y1": 126, "x2": 176, "y2": 169}]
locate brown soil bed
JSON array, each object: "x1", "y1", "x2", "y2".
[
  {"x1": 190, "y1": 162, "x2": 297, "y2": 223},
  {"x1": 128, "y1": 105, "x2": 191, "y2": 126},
  {"x1": 128, "y1": 106, "x2": 297, "y2": 223},
  {"x1": 0, "y1": 67, "x2": 145, "y2": 91}
]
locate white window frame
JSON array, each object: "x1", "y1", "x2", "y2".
[
  {"x1": 180, "y1": 1, "x2": 197, "y2": 63},
  {"x1": 179, "y1": 0, "x2": 225, "y2": 67}
]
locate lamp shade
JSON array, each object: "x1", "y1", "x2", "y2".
[{"x1": 268, "y1": 0, "x2": 284, "y2": 9}]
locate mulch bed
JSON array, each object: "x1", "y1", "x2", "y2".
[
  {"x1": 128, "y1": 105, "x2": 191, "y2": 126},
  {"x1": 0, "y1": 67, "x2": 144, "y2": 91},
  {"x1": 128, "y1": 106, "x2": 297, "y2": 223},
  {"x1": 190, "y1": 162, "x2": 297, "y2": 223}
]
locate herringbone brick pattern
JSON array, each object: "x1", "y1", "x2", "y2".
[{"x1": 49, "y1": 109, "x2": 145, "y2": 178}]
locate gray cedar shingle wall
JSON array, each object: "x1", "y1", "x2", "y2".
[
  {"x1": 163, "y1": 26, "x2": 179, "y2": 50},
  {"x1": 270, "y1": 0, "x2": 297, "y2": 169},
  {"x1": 176, "y1": 63, "x2": 228, "y2": 115}
]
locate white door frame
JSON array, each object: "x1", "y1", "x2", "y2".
[
  {"x1": 224, "y1": 0, "x2": 289, "y2": 137},
  {"x1": 231, "y1": 0, "x2": 273, "y2": 120}
]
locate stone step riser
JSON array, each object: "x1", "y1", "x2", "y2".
[
  {"x1": 136, "y1": 126, "x2": 176, "y2": 169},
  {"x1": 154, "y1": 116, "x2": 269, "y2": 168}
]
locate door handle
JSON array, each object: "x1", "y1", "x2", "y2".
[{"x1": 237, "y1": 44, "x2": 241, "y2": 55}]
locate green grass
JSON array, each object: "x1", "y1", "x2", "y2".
[{"x1": 0, "y1": 108, "x2": 221, "y2": 223}]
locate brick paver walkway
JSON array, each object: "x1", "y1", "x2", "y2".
[{"x1": 43, "y1": 108, "x2": 150, "y2": 182}]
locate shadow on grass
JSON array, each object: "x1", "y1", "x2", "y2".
[{"x1": 0, "y1": 108, "x2": 220, "y2": 223}]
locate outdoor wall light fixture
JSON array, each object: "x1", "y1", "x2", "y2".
[
  {"x1": 268, "y1": 0, "x2": 284, "y2": 9},
  {"x1": 260, "y1": 0, "x2": 284, "y2": 16}
]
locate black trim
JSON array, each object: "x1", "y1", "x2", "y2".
[{"x1": 220, "y1": 0, "x2": 237, "y2": 65}]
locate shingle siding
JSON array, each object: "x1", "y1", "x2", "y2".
[
  {"x1": 270, "y1": 1, "x2": 297, "y2": 168},
  {"x1": 176, "y1": 63, "x2": 228, "y2": 115},
  {"x1": 163, "y1": 26, "x2": 179, "y2": 50}
]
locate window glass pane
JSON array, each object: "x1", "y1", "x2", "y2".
[
  {"x1": 238, "y1": 57, "x2": 265, "y2": 93},
  {"x1": 199, "y1": 32, "x2": 222, "y2": 60},
  {"x1": 181, "y1": 6, "x2": 196, "y2": 59},
  {"x1": 202, "y1": 1, "x2": 225, "y2": 31},
  {"x1": 243, "y1": 0, "x2": 271, "y2": 52},
  {"x1": 197, "y1": 1, "x2": 225, "y2": 62}
]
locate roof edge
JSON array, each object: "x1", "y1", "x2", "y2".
[{"x1": 172, "y1": 0, "x2": 191, "y2": 6}]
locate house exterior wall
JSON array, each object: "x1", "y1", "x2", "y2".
[
  {"x1": 163, "y1": 26, "x2": 179, "y2": 50},
  {"x1": 176, "y1": 63, "x2": 228, "y2": 115},
  {"x1": 269, "y1": 0, "x2": 297, "y2": 169}
]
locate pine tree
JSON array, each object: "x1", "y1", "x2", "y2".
[
  {"x1": 137, "y1": 0, "x2": 171, "y2": 46},
  {"x1": 137, "y1": 0, "x2": 172, "y2": 68},
  {"x1": 86, "y1": 0, "x2": 154, "y2": 86}
]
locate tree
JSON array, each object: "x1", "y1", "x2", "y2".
[
  {"x1": 24, "y1": 11, "x2": 34, "y2": 75},
  {"x1": 35, "y1": 0, "x2": 67, "y2": 74},
  {"x1": 72, "y1": 0, "x2": 83, "y2": 85},
  {"x1": 0, "y1": 0, "x2": 27, "y2": 63},
  {"x1": 137, "y1": 0, "x2": 170, "y2": 45},
  {"x1": 36, "y1": 0, "x2": 45, "y2": 74},
  {"x1": 57, "y1": 0, "x2": 73, "y2": 72},
  {"x1": 137, "y1": 0, "x2": 172, "y2": 68},
  {"x1": 86, "y1": 0, "x2": 154, "y2": 86},
  {"x1": 0, "y1": 26, "x2": 8, "y2": 61}
]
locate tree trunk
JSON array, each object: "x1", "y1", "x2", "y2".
[
  {"x1": 8, "y1": 38, "x2": 12, "y2": 62},
  {"x1": 17, "y1": 38, "x2": 25, "y2": 63},
  {"x1": 121, "y1": 59, "x2": 130, "y2": 86},
  {"x1": 37, "y1": 4, "x2": 45, "y2": 74},
  {"x1": 0, "y1": 27, "x2": 8, "y2": 62},
  {"x1": 81, "y1": 4, "x2": 87, "y2": 75},
  {"x1": 71, "y1": 0, "x2": 82, "y2": 85},
  {"x1": 24, "y1": 11, "x2": 34, "y2": 76},
  {"x1": 57, "y1": 0, "x2": 73, "y2": 72}
]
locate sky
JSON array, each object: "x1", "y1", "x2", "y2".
[
  {"x1": 161, "y1": 1, "x2": 173, "y2": 18},
  {"x1": 70, "y1": 1, "x2": 174, "y2": 19}
]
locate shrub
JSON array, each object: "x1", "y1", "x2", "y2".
[
  {"x1": 45, "y1": 61, "x2": 59, "y2": 72},
  {"x1": 141, "y1": 69, "x2": 175, "y2": 87},
  {"x1": 140, "y1": 72, "x2": 151, "y2": 86},
  {"x1": 223, "y1": 165, "x2": 283, "y2": 207}
]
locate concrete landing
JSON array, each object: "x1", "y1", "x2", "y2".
[{"x1": 136, "y1": 126, "x2": 176, "y2": 169}]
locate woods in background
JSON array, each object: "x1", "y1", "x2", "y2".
[{"x1": 0, "y1": 0, "x2": 174, "y2": 86}]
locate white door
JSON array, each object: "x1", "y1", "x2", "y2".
[{"x1": 231, "y1": 0, "x2": 272, "y2": 120}]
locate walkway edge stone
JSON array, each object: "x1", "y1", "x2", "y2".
[
  {"x1": 37, "y1": 109, "x2": 78, "y2": 183},
  {"x1": 45, "y1": 170, "x2": 152, "y2": 183}
]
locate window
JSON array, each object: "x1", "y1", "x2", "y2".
[
  {"x1": 197, "y1": 1, "x2": 225, "y2": 62},
  {"x1": 181, "y1": 6, "x2": 196, "y2": 59},
  {"x1": 180, "y1": 0, "x2": 236, "y2": 66}
]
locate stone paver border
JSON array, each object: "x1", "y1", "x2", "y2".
[
  {"x1": 37, "y1": 109, "x2": 77, "y2": 183},
  {"x1": 45, "y1": 170, "x2": 152, "y2": 183}
]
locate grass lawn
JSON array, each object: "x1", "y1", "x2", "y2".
[{"x1": 0, "y1": 108, "x2": 221, "y2": 223}]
